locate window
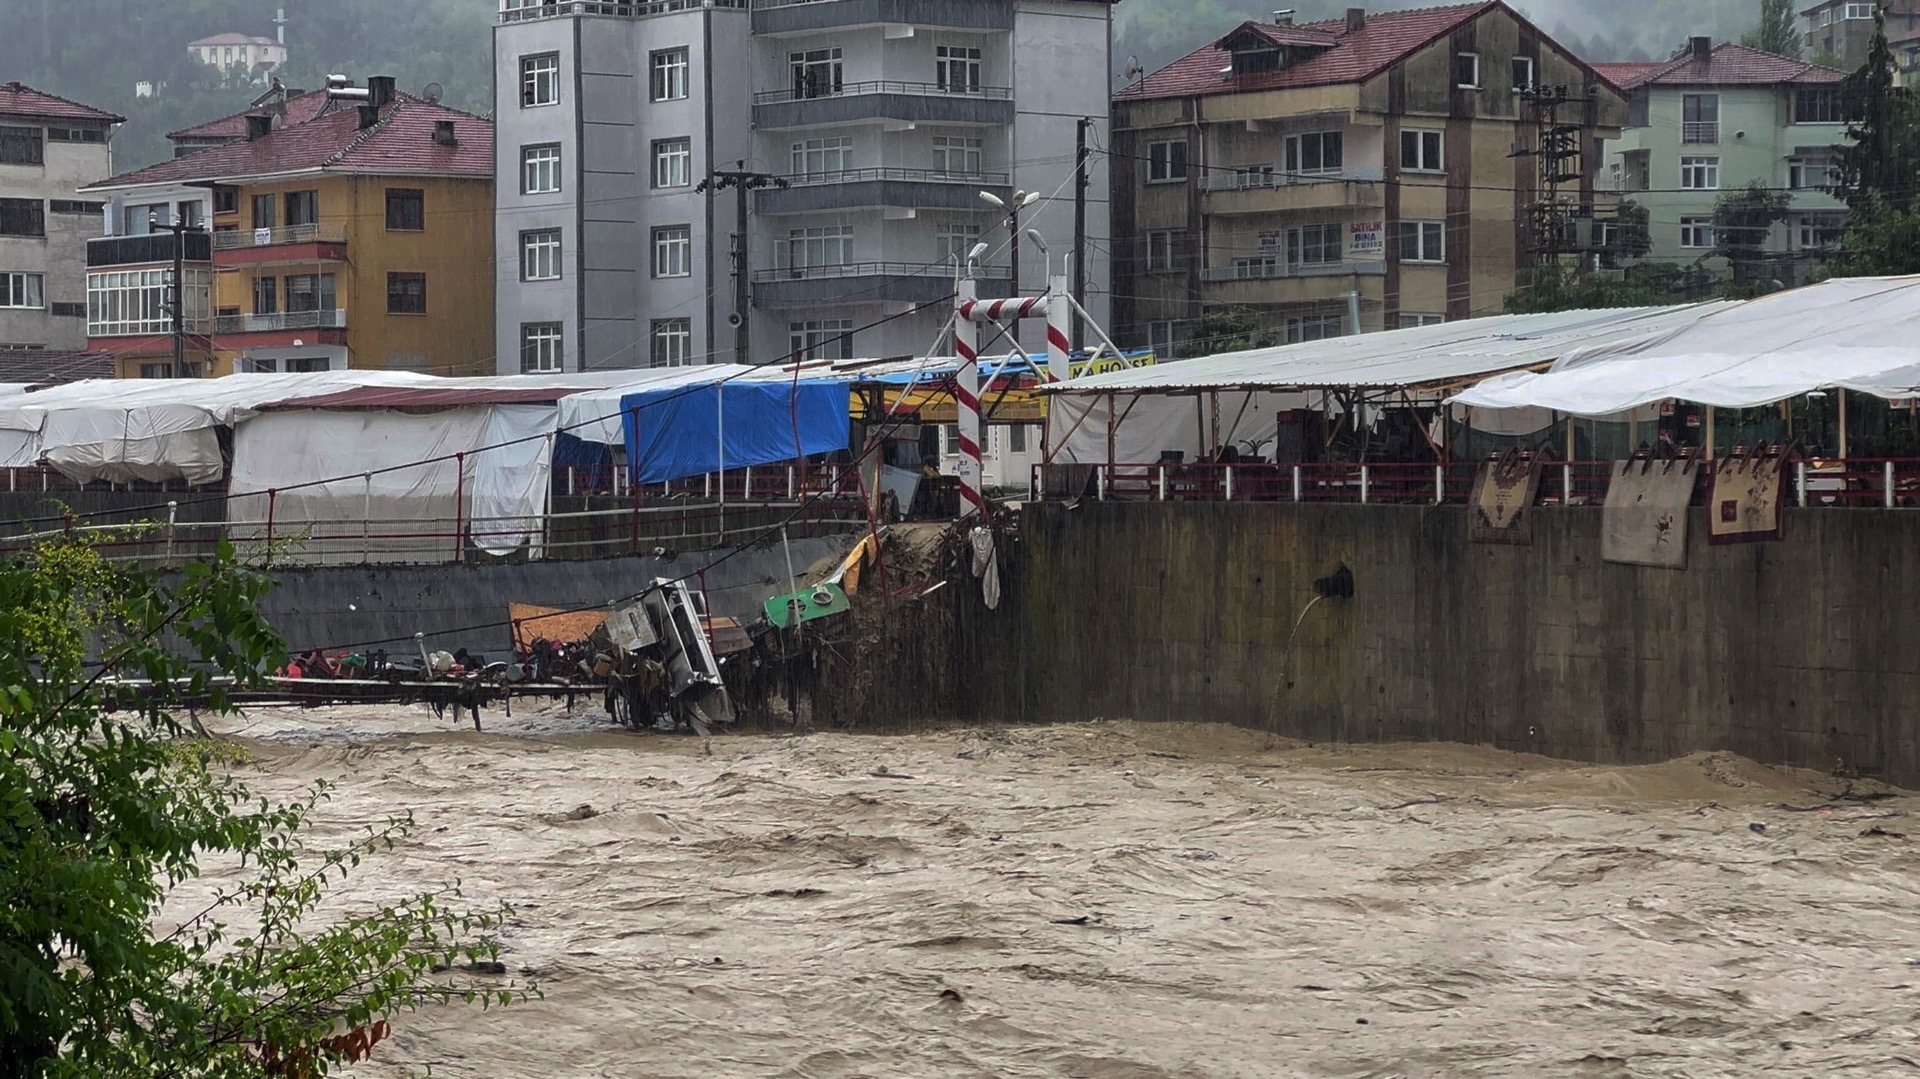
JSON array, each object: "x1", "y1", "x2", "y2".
[
  {"x1": 790, "y1": 319, "x2": 854, "y2": 362},
  {"x1": 385, "y1": 188, "x2": 424, "y2": 231},
  {"x1": 1400, "y1": 313, "x2": 1445, "y2": 328},
  {"x1": 0, "y1": 198, "x2": 44, "y2": 237},
  {"x1": 936, "y1": 44, "x2": 982, "y2": 94},
  {"x1": 176, "y1": 201, "x2": 204, "y2": 228},
  {"x1": 252, "y1": 275, "x2": 278, "y2": 315},
  {"x1": 650, "y1": 318, "x2": 692, "y2": 368},
  {"x1": 1628, "y1": 90, "x2": 1650, "y2": 128},
  {"x1": 521, "y1": 322, "x2": 564, "y2": 373},
  {"x1": 651, "y1": 48, "x2": 689, "y2": 101},
  {"x1": 1511, "y1": 56, "x2": 1535, "y2": 92},
  {"x1": 1146, "y1": 320, "x2": 1178, "y2": 355},
  {"x1": 793, "y1": 136, "x2": 853, "y2": 176},
  {"x1": 123, "y1": 202, "x2": 168, "y2": 234},
  {"x1": 0, "y1": 126, "x2": 44, "y2": 165},
  {"x1": 1623, "y1": 149, "x2": 1651, "y2": 191},
  {"x1": 1680, "y1": 215, "x2": 1715, "y2": 249},
  {"x1": 213, "y1": 188, "x2": 238, "y2": 214},
  {"x1": 1680, "y1": 156, "x2": 1720, "y2": 190},
  {"x1": 521, "y1": 53, "x2": 560, "y2": 107},
  {"x1": 1795, "y1": 86, "x2": 1844, "y2": 124},
  {"x1": 1682, "y1": 94, "x2": 1719, "y2": 143},
  {"x1": 284, "y1": 273, "x2": 336, "y2": 313},
  {"x1": 1008, "y1": 425, "x2": 1028, "y2": 453},
  {"x1": 1231, "y1": 46, "x2": 1281, "y2": 76},
  {"x1": 652, "y1": 225, "x2": 691, "y2": 278},
  {"x1": 1845, "y1": 1, "x2": 1874, "y2": 17},
  {"x1": 521, "y1": 229, "x2": 561, "y2": 281},
  {"x1": 1455, "y1": 52, "x2": 1480, "y2": 89},
  {"x1": 87, "y1": 268, "x2": 210, "y2": 336},
  {"x1": 789, "y1": 48, "x2": 843, "y2": 99},
  {"x1": 1789, "y1": 155, "x2": 1836, "y2": 190},
  {"x1": 523, "y1": 144, "x2": 561, "y2": 194},
  {"x1": 1284, "y1": 131, "x2": 1343, "y2": 174},
  {"x1": 934, "y1": 222, "x2": 981, "y2": 264},
  {"x1": 1232, "y1": 255, "x2": 1279, "y2": 279},
  {"x1": 932, "y1": 135, "x2": 982, "y2": 175},
  {"x1": 1145, "y1": 229, "x2": 1182, "y2": 272},
  {"x1": 140, "y1": 363, "x2": 175, "y2": 380},
  {"x1": 49, "y1": 301, "x2": 84, "y2": 318},
  {"x1": 386, "y1": 272, "x2": 427, "y2": 314},
  {"x1": 251, "y1": 193, "x2": 276, "y2": 229},
  {"x1": 1286, "y1": 315, "x2": 1345, "y2": 343},
  {"x1": 652, "y1": 138, "x2": 691, "y2": 188},
  {"x1": 788, "y1": 225, "x2": 852, "y2": 270},
  {"x1": 1288, "y1": 223, "x2": 1342, "y2": 266},
  {"x1": 48, "y1": 199, "x2": 103, "y2": 215},
  {"x1": 1398, "y1": 220, "x2": 1445, "y2": 262},
  {"x1": 0, "y1": 272, "x2": 43, "y2": 309},
  {"x1": 1146, "y1": 139, "x2": 1188, "y2": 183},
  {"x1": 1401, "y1": 129, "x2": 1444, "y2": 171},
  {"x1": 284, "y1": 189, "x2": 318, "y2": 227}
]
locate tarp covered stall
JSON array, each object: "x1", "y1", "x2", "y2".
[
  {"x1": 1452, "y1": 277, "x2": 1920, "y2": 415},
  {"x1": 620, "y1": 379, "x2": 852, "y2": 485},
  {"x1": 552, "y1": 366, "x2": 756, "y2": 446}
]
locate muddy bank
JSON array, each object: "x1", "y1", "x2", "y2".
[{"x1": 176, "y1": 705, "x2": 1920, "y2": 1078}]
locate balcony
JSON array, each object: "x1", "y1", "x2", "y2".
[
  {"x1": 751, "y1": 261, "x2": 1008, "y2": 308},
  {"x1": 753, "y1": 81, "x2": 1013, "y2": 130},
  {"x1": 752, "y1": 0, "x2": 1012, "y2": 36},
  {"x1": 1682, "y1": 121, "x2": 1719, "y2": 144},
  {"x1": 1200, "y1": 260, "x2": 1383, "y2": 307},
  {"x1": 211, "y1": 223, "x2": 348, "y2": 268},
  {"x1": 214, "y1": 308, "x2": 348, "y2": 348},
  {"x1": 757, "y1": 167, "x2": 1011, "y2": 214},
  {"x1": 499, "y1": 0, "x2": 744, "y2": 23},
  {"x1": 1200, "y1": 259, "x2": 1385, "y2": 282},
  {"x1": 87, "y1": 232, "x2": 212, "y2": 268},
  {"x1": 1202, "y1": 166, "x2": 1385, "y2": 214}
]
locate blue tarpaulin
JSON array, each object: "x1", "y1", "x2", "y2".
[{"x1": 620, "y1": 380, "x2": 851, "y2": 484}]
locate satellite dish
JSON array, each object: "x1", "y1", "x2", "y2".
[
  {"x1": 1124, "y1": 55, "x2": 1144, "y2": 82},
  {"x1": 422, "y1": 82, "x2": 444, "y2": 104}
]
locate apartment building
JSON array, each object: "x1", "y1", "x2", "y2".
[
  {"x1": 0, "y1": 82, "x2": 120, "y2": 358},
  {"x1": 83, "y1": 78, "x2": 494, "y2": 378},
  {"x1": 1802, "y1": 0, "x2": 1919, "y2": 68},
  {"x1": 492, "y1": 0, "x2": 1113, "y2": 374},
  {"x1": 1109, "y1": 2, "x2": 1624, "y2": 355},
  {"x1": 1596, "y1": 40, "x2": 1849, "y2": 279}
]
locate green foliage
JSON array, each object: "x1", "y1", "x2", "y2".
[
  {"x1": 1741, "y1": 0, "x2": 1801, "y2": 58},
  {"x1": 1834, "y1": 5, "x2": 1920, "y2": 210},
  {"x1": 1505, "y1": 262, "x2": 1717, "y2": 314},
  {"x1": 1174, "y1": 307, "x2": 1281, "y2": 358},
  {"x1": 0, "y1": 539, "x2": 522, "y2": 1078},
  {"x1": 1712, "y1": 181, "x2": 1795, "y2": 295},
  {"x1": 1822, "y1": 190, "x2": 1920, "y2": 276}
]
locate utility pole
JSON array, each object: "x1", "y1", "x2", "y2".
[
  {"x1": 1072, "y1": 116, "x2": 1090, "y2": 345},
  {"x1": 152, "y1": 213, "x2": 205, "y2": 377},
  {"x1": 697, "y1": 163, "x2": 787, "y2": 365}
]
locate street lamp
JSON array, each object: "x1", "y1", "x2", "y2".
[{"x1": 979, "y1": 189, "x2": 1041, "y2": 295}]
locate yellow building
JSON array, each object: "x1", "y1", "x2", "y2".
[
  {"x1": 84, "y1": 77, "x2": 493, "y2": 377},
  {"x1": 1110, "y1": 1, "x2": 1626, "y2": 353}
]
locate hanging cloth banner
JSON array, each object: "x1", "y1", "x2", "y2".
[
  {"x1": 1708, "y1": 453, "x2": 1788, "y2": 544},
  {"x1": 1602, "y1": 457, "x2": 1699, "y2": 569},
  {"x1": 1469, "y1": 451, "x2": 1543, "y2": 545}
]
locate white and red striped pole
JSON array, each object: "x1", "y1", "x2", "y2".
[
  {"x1": 1044, "y1": 272, "x2": 1071, "y2": 384},
  {"x1": 953, "y1": 274, "x2": 986, "y2": 518}
]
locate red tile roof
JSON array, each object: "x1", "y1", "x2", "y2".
[
  {"x1": 1118, "y1": 1, "x2": 1606, "y2": 103},
  {"x1": 85, "y1": 99, "x2": 492, "y2": 190},
  {"x1": 1591, "y1": 62, "x2": 1667, "y2": 90},
  {"x1": 1600, "y1": 43, "x2": 1846, "y2": 89},
  {"x1": 0, "y1": 81, "x2": 124, "y2": 124},
  {"x1": 168, "y1": 89, "x2": 331, "y2": 141}
]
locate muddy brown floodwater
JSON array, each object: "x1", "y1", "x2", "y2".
[{"x1": 181, "y1": 705, "x2": 1920, "y2": 1078}]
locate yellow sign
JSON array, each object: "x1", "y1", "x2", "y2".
[{"x1": 852, "y1": 351, "x2": 1157, "y2": 425}]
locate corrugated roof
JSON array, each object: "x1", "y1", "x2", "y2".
[
  {"x1": 262, "y1": 385, "x2": 602, "y2": 410},
  {"x1": 1604, "y1": 43, "x2": 1847, "y2": 89},
  {"x1": 85, "y1": 99, "x2": 492, "y2": 190},
  {"x1": 0, "y1": 350, "x2": 115, "y2": 385},
  {"x1": 1116, "y1": 2, "x2": 1500, "y2": 101},
  {"x1": 0, "y1": 81, "x2": 123, "y2": 124},
  {"x1": 168, "y1": 89, "x2": 330, "y2": 141}
]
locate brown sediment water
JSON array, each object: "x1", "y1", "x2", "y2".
[{"x1": 179, "y1": 705, "x2": 1920, "y2": 1077}]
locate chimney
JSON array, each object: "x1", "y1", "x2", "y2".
[
  {"x1": 1690, "y1": 35, "x2": 1712, "y2": 57},
  {"x1": 433, "y1": 119, "x2": 458, "y2": 147},
  {"x1": 368, "y1": 75, "x2": 395, "y2": 109},
  {"x1": 1272, "y1": 8, "x2": 1293, "y2": 25},
  {"x1": 356, "y1": 104, "x2": 379, "y2": 129},
  {"x1": 244, "y1": 113, "x2": 273, "y2": 140},
  {"x1": 1346, "y1": 6, "x2": 1365, "y2": 33}
]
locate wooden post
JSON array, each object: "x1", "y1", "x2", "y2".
[{"x1": 1839, "y1": 388, "x2": 1849, "y2": 459}]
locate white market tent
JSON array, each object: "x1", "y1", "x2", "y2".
[
  {"x1": 1451, "y1": 276, "x2": 1920, "y2": 415},
  {"x1": 1042, "y1": 303, "x2": 1734, "y2": 465}
]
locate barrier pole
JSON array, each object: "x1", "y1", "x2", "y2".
[
  {"x1": 1433, "y1": 463, "x2": 1443, "y2": 505},
  {"x1": 453, "y1": 452, "x2": 466, "y2": 564},
  {"x1": 1359, "y1": 465, "x2": 1369, "y2": 505},
  {"x1": 1292, "y1": 464, "x2": 1302, "y2": 503},
  {"x1": 264, "y1": 489, "x2": 276, "y2": 566},
  {"x1": 1887, "y1": 459, "x2": 1896, "y2": 508},
  {"x1": 165, "y1": 500, "x2": 177, "y2": 564},
  {"x1": 362, "y1": 473, "x2": 372, "y2": 563},
  {"x1": 1796, "y1": 460, "x2": 1808, "y2": 508},
  {"x1": 953, "y1": 274, "x2": 985, "y2": 518}
]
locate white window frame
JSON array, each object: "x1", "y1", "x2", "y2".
[
  {"x1": 1399, "y1": 313, "x2": 1445, "y2": 328},
  {"x1": 521, "y1": 322, "x2": 564, "y2": 373},
  {"x1": 1511, "y1": 56, "x2": 1534, "y2": 92},
  {"x1": 650, "y1": 48, "x2": 689, "y2": 101},
  {"x1": 0, "y1": 271, "x2": 43, "y2": 309},
  {"x1": 652, "y1": 225, "x2": 691, "y2": 278},
  {"x1": 521, "y1": 53, "x2": 559, "y2": 108},
  {"x1": 935, "y1": 43, "x2": 982, "y2": 94},
  {"x1": 1398, "y1": 220, "x2": 1445, "y2": 263},
  {"x1": 1401, "y1": 129, "x2": 1444, "y2": 172},
  {"x1": 1845, "y1": 1, "x2": 1874, "y2": 18},
  {"x1": 934, "y1": 222, "x2": 981, "y2": 264},
  {"x1": 1788, "y1": 155, "x2": 1835, "y2": 190},
  {"x1": 522, "y1": 144, "x2": 561, "y2": 195},
  {"x1": 790, "y1": 318, "x2": 854, "y2": 362},
  {"x1": 520, "y1": 229, "x2": 561, "y2": 281},
  {"x1": 1145, "y1": 229, "x2": 1182, "y2": 272},
  {"x1": 1286, "y1": 314, "x2": 1345, "y2": 344},
  {"x1": 1679, "y1": 215, "x2": 1716, "y2": 249},
  {"x1": 1682, "y1": 94, "x2": 1720, "y2": 143},
  {"x1": 1283, "y1": 131, "x2": 1343, "y2": 175},
  {"x1": 1455, "y1": 52, "x2": 1481, "y2": 89},
  {"x1": 793, "y1": 135, "x2": 853, "y2": 177},
  {"x1": 1146, "y1": 139, "x2": 1188, "y2": 183},
  {"x1": 932, "y1": 135, "x2": 983, "y2": 176},
  {"x1": 1680, "y1": 155, "x2": 1720, "y2": 190},
  {"x1": 1288, "y1": 223, "x2": 1342, "y2": 266},
  {"x1": 652, "y1": 137, "x2": 692, "y2": 189},
  {"x1": 789, "y1": 47, "x2": 844, "y2": 98},
  {"x1": 651, "y1": 318, "x2": 693, "y2": 367},
  {"x1": 788, "y1": 225, "x2": 853, "y2": 270}
]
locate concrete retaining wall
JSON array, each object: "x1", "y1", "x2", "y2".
[{"x1": 1009, "y1": 502, "x2": 1920, "y2": 784}]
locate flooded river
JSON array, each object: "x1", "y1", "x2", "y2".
[{"x1": 191, "y1": 705, "x2": 1920, "y2": 1077}]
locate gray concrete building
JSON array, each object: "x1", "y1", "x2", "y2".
[
  {"x1": 0, "y1": 82, "x2": 120, "y2": 359},
  {"x1": 492, "y1": 0, "x2": 1112, "y2": 372}
]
